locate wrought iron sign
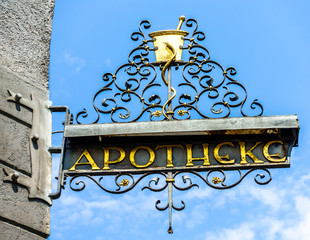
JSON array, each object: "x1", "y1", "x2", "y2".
[{"x1": 49, "y1": 16, "x2": 299, "y2": 234}]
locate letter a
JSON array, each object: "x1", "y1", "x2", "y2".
[{"x1": 69, "y1": 149, "x2": 100, "y2": 171}]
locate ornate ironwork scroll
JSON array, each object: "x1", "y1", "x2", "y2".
[
  {"x1": 68, "y1": 169, "x2": 271, "y2": 194},
  {"x1": 76, "y1": 18, "x2": 263, "y2": 124},
  {"x1": 67, "y1": 168, "x2": 271, "y2": 233}
]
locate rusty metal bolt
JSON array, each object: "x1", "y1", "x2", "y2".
[
  {"x1": 32, "y1": 134, "x2": 40, "y2": 142},
  {"x1": 12, "y1": 172, "x2": 19, "y2": 182},
  {"x1": 15, "y1": 93, "x2": 22, "y2": 101}
]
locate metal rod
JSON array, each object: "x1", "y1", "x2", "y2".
[
  {"x1": 167, "y1": 67, "x2": 172, "y2": 120},
  {"x1": 166, "y1": 60, "x2": 173, "y2": 231},
  {"x1": 167, "y1": 171, "x2": 173, "y2": 234},
  {"x1": 167, "y1": 59, "x2": 173, "y2": 232},
  {"x1": 176, "y1": 16, "x2": 186, "y2": 31}
]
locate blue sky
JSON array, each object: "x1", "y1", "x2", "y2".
[{"x1": 49, "y1": 1, "x2": 310, "y2": 239}]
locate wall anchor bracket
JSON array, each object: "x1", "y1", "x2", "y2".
[{"x1": 3, "y1": 90, "x2": 52, "y2": 205}]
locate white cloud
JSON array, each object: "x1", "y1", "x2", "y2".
[
  {"x1": 64, "y1": 52, "x2": 86, "y2": 72},
  {"x1": 212, "y1": 189, "x2": 238, "y2": 208},
  {"x1": 105, "y1": 58, "x2": 111, "y2": 66},
  {"x1": 281, "y1": 196, "x2": 310, "y2": 240},
  {"x1": 263, "y1": 217, "x2": 284, "y2": 240},
  {"x1": 182, "y1": 186, "x2": 213, "y2": 200},
  {"x1": 52, "y1": 186, "x2": 166, "y2": 231},
  {"x1": 240, "y1": 184, "x2": 287, "y2": 211},
  {"x1": 300, "y1": 173, "x2": 310, "y2": 184},
  {"x1": 205, "y1": 223, "x2": 255, "y2": 240},
  {"x1": 199, "y1": 172, "x2": 310, "y2": 240},
  {"x1": 185, "y1": 204, "x2": 208, "y2": 229},
  {"x1": 50, "y1": 153, "x2": 310, "y2": 240}
]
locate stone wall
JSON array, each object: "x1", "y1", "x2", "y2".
[{"x1": 0, "y1": 0, "x2": 55, "y2": 239}]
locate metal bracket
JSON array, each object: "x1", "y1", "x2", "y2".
[
  {"x1": 48, "y1": 105, "x2": 71, "y2": 200},
  {"x1": 3, "y1": 90, "x2": 53, "y2": 205}
]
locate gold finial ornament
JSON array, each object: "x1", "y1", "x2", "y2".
[
  {"x1": 176, "y1": 15, "x2": 186, "y2": 30},
  {"x1": 149, "y1": 16, "x2": 188, "y2": 62}
]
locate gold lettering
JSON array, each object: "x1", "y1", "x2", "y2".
[
  {"x1": 69, "y1": 149, "x2": 100, "y2": 171},
  {"x1": 155, "y1": 144, "x2": 183, "y2": 167},
  {"x1": 186, "y1": 144, "x2": 210, "y2": 167},
  {"x1": 239, "y1": 142, "x2": 263, "y2": 164},
  {"x1": 130, "y1": 146, "x2": 155, "y2": 168},
  {"x1": 214, "y1": 142, "x2": 235, "y2": 164},
  {"x1": 263, "y1": 140, "x2": 286, "y2": 162},
  {"x1": 103, "y1": 147, "x2": 126, "y2": 170}
]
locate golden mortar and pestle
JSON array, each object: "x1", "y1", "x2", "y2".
[
  {"x1": 149, "y1": 16, "x2": 188, "y2": 63},
  {"x1": 148, "y1": 16, "x2": 188, "y2": 120}
]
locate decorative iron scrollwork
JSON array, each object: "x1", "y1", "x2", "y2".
[
  {"x1": 68, "y1": 169, "x2": 271, "y2": 194},
  {"x1": 67, "y1": 168, "x2": 271, "y2": 233},
  {"x1": 76, "y1": 18, "x2": 263, "y2": 124},
  {"x1": 53, "y1": 17, "x2": 272, "y2": 234}
]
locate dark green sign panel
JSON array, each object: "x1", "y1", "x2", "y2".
[{"x1": 62, "y1": 117, "x2": 297, "y2": 175}]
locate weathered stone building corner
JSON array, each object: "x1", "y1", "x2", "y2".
[{"x1": 0, "y1": 0, "x2": 55, "y2": 239}]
